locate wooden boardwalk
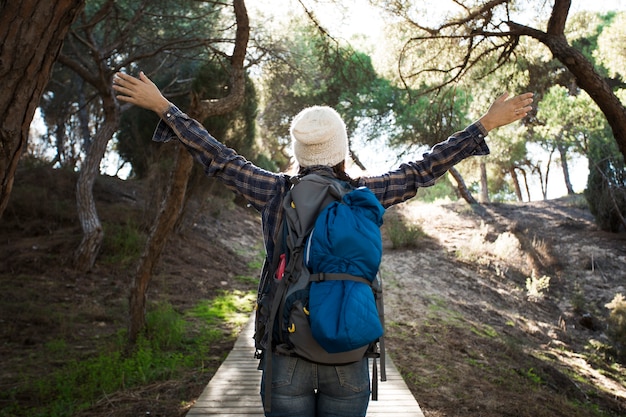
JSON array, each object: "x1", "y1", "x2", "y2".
[{"x1": 187, "y1": 315, "x2": 424, "y2": 416}]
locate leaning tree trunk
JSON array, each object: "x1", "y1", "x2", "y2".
[
  {"x1": 557, "y1": 143, "x2": 575, "y2": 195},
  {"x1": 129, "y1": 145, "x2": 194, "y2": 343},
  {"x1": 449, "y1": 166, "x2": 478, "y2": 205},
  {"x1": 127, "y1": 0, "x2": 250, "y2": 344},
  {"x1": 510, "y1": 167, "x2": 523, "y2": 202},
  {"x1": 0, "y1": 0, "x2": 85, "y2": 218},
  {"x1": 519, "y1": 166, "x2": 532, "y2": 202},
  {"x1": 74, "y1": 94, "x2": 119, "y2": 271}
]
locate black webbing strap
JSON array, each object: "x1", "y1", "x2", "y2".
[
  {"x1": 262, "y1": 278, "x2": 288, "y2": 413},
  {"x1": 262, "y1": 215, "x2": 290, "y2": 413},
  {"x1": 309, "y1": 272, "x2": 372, "y2": 286},
  {"x1": 372, "y1": 357, "x2": 378, "y2": 400}
]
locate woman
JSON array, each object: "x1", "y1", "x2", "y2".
[{"x1": 113, "y1": 71, "x2": 532, "y2": 417}]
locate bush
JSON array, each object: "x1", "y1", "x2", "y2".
[
  {"x1": 385, "y1": 215, "x2": 428, "y2": 249},
  {"x1": 606, "y1": 294, "x2": 626, "y2": 363},
  {"x1": 100, "y1": 221, "x2": 146, "y2": 266},
  {"x1": 584, "y1": 136, "x2": 626, "y2": 232}
]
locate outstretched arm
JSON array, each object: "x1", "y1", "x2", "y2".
[
  {"x1": 478, "y1": 92, "x2": 534, "y2": 132},
  {"x1": 113, "y1": 71, "x2": 171, "y2": 115}
]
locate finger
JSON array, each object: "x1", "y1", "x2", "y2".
[
  {"x1": 496, "y1": 92, "x2": 510, "y2": 104},
  {"x1": 112, "y1": 84, "x2": 132, "y2": 95},
  {"x1": 113, "y1": 74, "x2": 131, "y2": 89},
  {"x1": 515, "y1": 93, "x2": 534, "y2": 105},
  {"x1": 114, "y1": 72, "x2": 141, "y2": 89},
  {"x1": 514, "y1": 106, "x2": 532, "y2": 117},
  {"x1": 138, "y1": 71, "x2": 155, "y2": 87},
  {"x1": 115, "y1": 94, "x2": 134, "y2": 104}
]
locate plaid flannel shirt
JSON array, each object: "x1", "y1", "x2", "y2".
[{"x1": 152, "y1": 104, "x2": 490, "y2": 263}]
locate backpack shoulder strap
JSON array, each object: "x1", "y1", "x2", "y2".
[{"x1": 283, "y1": 173, "x2": 349, "y2": 244}]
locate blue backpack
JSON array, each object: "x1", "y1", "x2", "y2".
[
  {"x1": 306, "y1": 186, "x2": 385, "y2": 352},
  {"x1": 255, "y1": 172, "x2": 387, "y2": 412}
]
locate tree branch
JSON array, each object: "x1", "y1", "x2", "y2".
[
  {"x1": 193, "y1": 0, "x2": 249, "y2": 119},
  {"x1": 547, "y1": 0, "x2": 571, "y2": 36}
]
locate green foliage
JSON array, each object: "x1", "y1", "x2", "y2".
[
  {"x1": 117, "y1": 59, "x2": 262, "y2": 179},
  {"x1": 536, "y1": 86, "x2": 607, "y2": 155},
  {"x1": 595, "y1": 12, "x2": 626, "y2": 79},
  {"x1": 470, "y1": 324, "x2": 498, "y2": 339},
  {"x1": 0, "y1": 293, "x2": 252, "y2": 417},
  {"x1": 40, "y1": 0, "x2": 225, "y2": 176},
  {"x1": 115, "y1": 106, "x2": 164, "y2": 179},
  {"x1": 606, "y1": 294, "x2": 626, "y2": 362},
  {"x1": 523, "y1": 368, "x2": 544, "y2": 386},
  {"x1": 257, "y1": 21, "x2": 412, "y2": 169},
  {"x1": 189, "y1": 290, "x2": 256, "y2": 327},
  {"x1": 571, "y1": 282, "x2": 587, "y2": 314},
  {"x1": 584, "y1": 127, "x2": 626, "y2": 232},
  {"x1": 416, "y1": 176, "x2": 457, "y2": 203},
  {"x1": 193, "y1": 61, "x2": 259, "y2": 159},
  {"x1": 145, "y1": 302, "x2": 187, "y2": 349},
  {"x1": 385, "y1": 215, "x2": 428, "y2": 249},
  {"x1": 567, "y1": 11, "x2": 614, "y2": 76},
  {"x1": 100, "y1": 221, "x2": 146, "y2": 266},
  {"x1": 388, "y1": 87, "x2": 472, "y2": 150}
]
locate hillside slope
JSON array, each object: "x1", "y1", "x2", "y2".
[
  {"x1": 1, "y1": 166, "x2": 625, "y2": 416},
  {"x1": 382, "y1": 197, "x2": 626, "y2": 416}
]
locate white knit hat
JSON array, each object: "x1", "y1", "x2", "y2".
[{"x1": 290, "y1": 106, "x2": 348, "y2": 168}]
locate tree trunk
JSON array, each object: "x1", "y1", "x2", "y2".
[
  {"x1": 557, "y1": 143, "x2": 575, "y2": 195},
  {"x1": 520, "y1": 167, "x2": 531, "y2": 202},
  {"x1": 74, "y1": 94, "x2": 119, "y2": 271},
  {"x1": 129, "y1": 145, "x2": 193, "y2": 343},
  {"x1": 479, "y1": 162, "x2": 489, "y2": 203},
  {"x1": 510, "y1": 167, "x2": 523, "y2": 202},
  {"x1": 0, "y1": 0, "x2": 85, "y2": 218},
  {"x1": 532, "y1": 165, "x2": 547, "y2": 201},
  {"x1": 127, "y1": 0, "x2": 250, "y2": 344},
  {"x1": 449, "y1": 166, "x2": 478, "y2": 205}
]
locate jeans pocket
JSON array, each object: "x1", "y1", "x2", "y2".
[
  {"x1": 271, "y1": 354, "x2": 298, "y2": 388},
  {"x1": 335, "y1": 359, "x2": 370, "y2": 393}
]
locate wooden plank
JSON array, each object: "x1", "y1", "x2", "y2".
[{"x1": 187, "y1": 315, "x2": 424, "y2": 417}]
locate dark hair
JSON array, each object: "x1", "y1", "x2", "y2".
[{"x1": 298, "y1": 161, "x2": 358, "y2": 187}]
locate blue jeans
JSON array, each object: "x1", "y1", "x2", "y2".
[{"x1": 260, "y1": 352, "x2": 370, "y2": 417}]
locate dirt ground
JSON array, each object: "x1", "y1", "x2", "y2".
[
  {"x1": 1, "y1": 166, "x2": 625, "y2": 416},
  {"x1": 382, "y1": 197, "x2": 626, "y2": 416}
]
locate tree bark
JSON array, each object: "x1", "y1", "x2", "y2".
[
  {"x1": 520, "y1": 166, "x2": 531, "y2": 202},
  {"x1": 0, "y1": 0, "x2": 85, "y2": 218},
  {"x1": 74, "y1": 94, "x2": 119, "y2": 271},
  {"x1": 479, "y1": 162, "x2": 489, "y2": 203},
  {"x1": 510, "y1": 167, "x2": 523, "y2": 202},
  {"x1": 129, "y1": 143, "x2": 193, "y2": 344},
  {"x1": 557, "y1": 143, "x2": 575, "y2": 195},
  {"x1": 449, "y1": 166, "x2": 478, "y2": 205},
  {"x1": 127, "y1": 0, "x2": 250, "y2": 344}
]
